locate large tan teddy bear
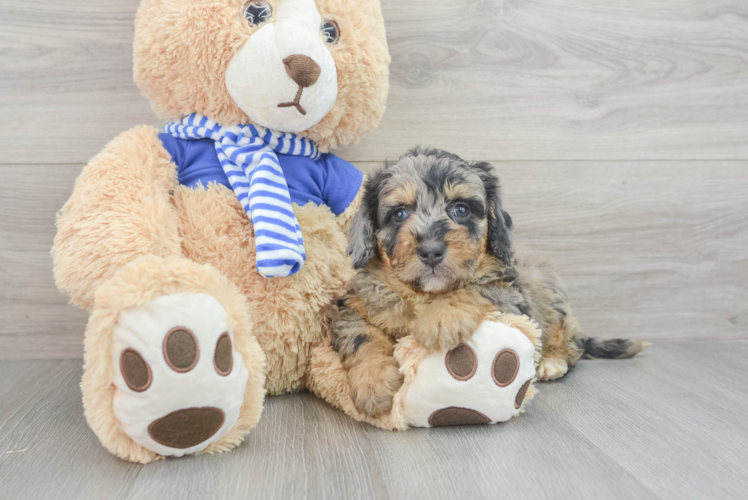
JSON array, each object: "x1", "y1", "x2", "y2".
[{"x1": 53, "y1": 0, "x2": 391, "y2": 463}]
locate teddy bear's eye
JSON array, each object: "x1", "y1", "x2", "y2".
[
  {"x1": 321, "y1": 19, "x2": 340, "y2": 45},
  {"x1": 244, "y1": 0, "x2": 272, "y2": 26}
]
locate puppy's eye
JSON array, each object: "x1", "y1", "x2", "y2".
[
  {"x1": 244, "y1": 0, "x2": 272, "y2": 26},
  {"x1": 321, "y1": 19, "x2": 340, "y2": 45},
  {"x1": 452, "y1": 203, "x2": 470, "y2": 220},
  {"x1": 392, "y1": 208, "x2": 409, "y2": 223}
]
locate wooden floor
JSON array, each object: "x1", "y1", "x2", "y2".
[
  {"x1": 1, "y1": 0, "x2": 748, "y2": 498},
  {"x1": 2, "y1": 340, "x2": 748, "y2": 499}
]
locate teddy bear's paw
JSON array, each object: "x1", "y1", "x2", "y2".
[
  {"x1": 111, "y1": 293, "x2": 249, "y2": 457},
  {"x1": 401, "y1": 320, "x2": 537, "y2": 428}
]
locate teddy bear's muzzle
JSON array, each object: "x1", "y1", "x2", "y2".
[{"x1": 225, "y1": 0, "x2": 338, "y2": 132}]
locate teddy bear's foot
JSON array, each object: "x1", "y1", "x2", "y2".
[
  {"x1": 81, "y1": 256, "x2": 266, "y2": 463},
  {"x1": 112, "y1": 293, "x2": 250, "y2": 456},
  {"x1": 400, "y1": 317, "x2": 539, "y2": 427}
]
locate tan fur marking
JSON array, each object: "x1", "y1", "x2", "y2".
[
  {"x1": 383, "y1": 182, "x2": 417, "y2": 210},
  {"x1": 443, "y1": 182, "x2": 475, "y2": 201}
]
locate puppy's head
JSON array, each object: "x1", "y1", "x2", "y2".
[{"x1": 348, "y1": 147, "x2": 513, "y2": 292}]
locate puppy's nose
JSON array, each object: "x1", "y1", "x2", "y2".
[
  {"x1": 418, "y1": 242, "x2": 446, "y2": 268},
  {"x1": 283, "y1": 54, "x2": 321, "y2": 88}
]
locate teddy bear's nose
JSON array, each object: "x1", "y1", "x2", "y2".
[{"x1": 282, "y1": 54, "x2": 321, "y2": 88}]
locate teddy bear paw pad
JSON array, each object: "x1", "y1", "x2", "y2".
[
  {"x1": 111, "y1": 293, "x2": 249, "y2": 456},
  {"x1": 402, "y1": 320, "x2": 537, "y2": 427}
]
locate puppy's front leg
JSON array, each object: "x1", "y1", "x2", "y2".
[
  {"x1": 332, "y1": 309, "x2": 403, "y2": 418},
  {"x1": 410, "y1": 293, "x2": 489, "y2": 352}
]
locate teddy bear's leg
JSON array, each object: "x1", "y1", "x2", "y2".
[{"x1": 83, "y1": 255, "x2": 266, "y2": 463}]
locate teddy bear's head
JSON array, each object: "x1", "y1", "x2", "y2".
[{"x1": 134, "y1": 0, "x2": 389, "y2": 151}]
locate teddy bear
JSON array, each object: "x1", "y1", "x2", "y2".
[
  {"x1": 53, "y1": 0, "x2": 389, "y2": 463},
  {"x1": 52, "y1": 0, "x2": 540, "y2": 463}
]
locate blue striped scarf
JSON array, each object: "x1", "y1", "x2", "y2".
[{"x1": 164, "y1": 114, "x2": 320, "y2": 278}]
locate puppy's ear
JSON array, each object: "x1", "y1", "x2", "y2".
[
  {"x1": 346, "y1": 171, "x2": 389, "y2": 268},
  {"x1": 346, "y1": 202, "x2": 376, "y2": 268},
  {"x1": 473, "y1": 162, "x2": 513, "y2": 264}
]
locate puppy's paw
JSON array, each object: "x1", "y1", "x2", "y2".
[
  {"x1": 411, "y1": 313, "x2": 478, "y2": 352},
  {"x1": 349, "y1": 359, "x2": 404, "y2": 418},
  {"x1": 537, "y1": 357, "x2": 569, "y2": 381}
]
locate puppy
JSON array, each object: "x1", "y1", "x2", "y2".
[{"x1": 331, "y1": 147, "x2": 649, "y2": 418}]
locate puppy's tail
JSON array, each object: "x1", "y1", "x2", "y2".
[{"x1": 577, "y1": 337, "x2": 651, "y2": 360}]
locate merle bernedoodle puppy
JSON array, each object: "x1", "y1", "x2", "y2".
[{"x1": 331, "y1": 147, "x2": 648, "y2": 418}]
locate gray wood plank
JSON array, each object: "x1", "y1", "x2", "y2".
[
  {"x1": 1, "y1": 161, "x2": 746, "y2": 359},
  {"x1": 121, "y1": 393, "x2": 395, "y2": 500},
  {"x1": 120, "y1": 391, "x2": 658, "y2": 500},
  {"x1": 500, "y1": 161, "x2": 748, "y2": 343},
  {"x1": 0, "y1": 165, "x2": 89, "y2": 359},
  {"x1": 0, "y1": 360, "x2": 142, "y2": 499},
  {"x1": 2, "y1": 342, "x2": 748, "y2": 499},
  {"x1": 543, "y1": 340, "x2": 748, "y2": 499},
  {"x1": 342, "y1": 0, "x2": 748, "y2": 162},
  {"x1": 0, "y1": 0, "x2": 156, "y2": 165},
  {"x1": 1, "y1": 0, "x2": 748, "y2": 164}
]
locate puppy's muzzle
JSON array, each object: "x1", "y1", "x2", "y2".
[{"x1": 418, "y1": 241, "x2": 445, "y2": 269}]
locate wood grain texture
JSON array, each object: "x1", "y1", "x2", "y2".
[
  {"x1": 1, "y1": 342, "x2": 747, "y2": 499},
  {"x1": 1, "y1": 161, "x2": 745, "y2": 358},
  {"x1": 0, "y1": 165, "x2": 89, "y2": 359},
  {"x1": 341, "y1": 0, "x2": 748, "y2": 161},
  {"x1": 1, "y1": 0, "x2": 748, "y2": 164},
  {"x1": 500, "y1": 161, "x2": 748, "y2": 342}
]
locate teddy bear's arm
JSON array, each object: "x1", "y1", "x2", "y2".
[{"x1": 52, "y1": 126, "x2": 182, "y2": 310}]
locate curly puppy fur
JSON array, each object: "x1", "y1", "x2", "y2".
[{"x1": 332, "y1": 148, "x2": 649, "y2": 418}]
